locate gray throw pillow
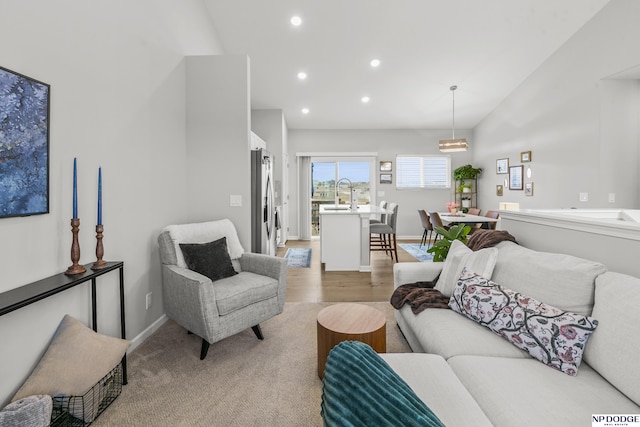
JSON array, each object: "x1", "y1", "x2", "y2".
[
  {"x1": 0, "y1": 395, "x2": 52, "y2": 427},
  {"x1": 180, "y1": 237, "x2": 238, "y2": 282}
]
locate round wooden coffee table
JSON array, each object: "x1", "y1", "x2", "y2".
[{"x1": 317, "y1": 303, "x2": 386, "y2": 379}]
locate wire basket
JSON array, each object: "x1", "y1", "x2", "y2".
[{"x1": 50, "y1": 362, "x2": 123, "y2": 426}]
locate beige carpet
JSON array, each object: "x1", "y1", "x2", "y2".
[{"x1": 93, "y1": 302, "x2": 411, "y2": 427}]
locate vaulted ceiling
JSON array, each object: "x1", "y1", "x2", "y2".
[{"x1": 203, "y1": 0, "x2": 610, "y2": 129}]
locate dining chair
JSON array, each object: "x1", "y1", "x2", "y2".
[
  {"x1": 483, "y1": 210, "x2": 500, "y2": 230},
  {"x1": 465, "y1": 208, "x2": 482, "y2": 233},
  {"x1": 428, "y1": 211, "x2": 449, "y2": 243},
  {"x1": 370, "y1": 203, "x2": 399, "y2": 262},
  {"x1": 417, "y1": 209, "x2": 433, "y2": 247}
]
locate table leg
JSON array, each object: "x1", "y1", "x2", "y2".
[
  {"x1": 91, "y1": 278, "x2": 97, "y2": 332},
  {"x1": 119, "y1": 266, "x2": 127, "y2": 385}
]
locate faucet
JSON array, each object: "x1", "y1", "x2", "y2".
[{"x1": 335, "y1": 178, "x2": 353, "y2": 206}]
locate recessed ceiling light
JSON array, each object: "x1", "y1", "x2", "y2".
[
  {"x1": 301, "y1": 107, "x2": 310, "y2": 114},
  {"x1": 370, "y1": 59, "x2": 381, "y2": 68},
  {"x1": 361, "y1": 96, "x2": 370, "y2": 104},
  {"x1": 290, "y1": 16, "x2": 302, "y2": 26},
  {"x1": 297, "y1": 71, "x2": 307, "y2": 80}
]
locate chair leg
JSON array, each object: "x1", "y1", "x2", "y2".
[
  {"x1": 391, "y1": 233, "x2": 398, "y2": 262},
  {"x1": 200, "y1": 339, "x2": 210, "y2": 360},
  {"x1": 252, "y1": 325, "x2": 264, "y2": 340}
]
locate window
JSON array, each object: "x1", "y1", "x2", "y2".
[
  {"x1": 396, "y1": 155, "x2": 451, "y2": 189},
  {"x1": 310, "y1": 158, "x2": 374, "y2": 236}
]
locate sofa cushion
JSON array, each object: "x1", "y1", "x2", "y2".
[
  {"x1": 450, "y1": 269, "x2": 598, "y2": 376},
  {"x1": 213, "y1": 272, "x2": 279, "y2": 316},
  {"x1": 583, "y1": 272, "x2": 640, "y2": 406},
  {"x1": 180, "y1": 237, "x2": 238, "y2": 282},
  {"x1": 434, "y1": 240, "x2": 498, "y2": 297},
  {"x1": 448, "y1": 355, "x2": 640, "y2": 427},
  {"x1": 381, "y1": 353, "x2": 493, "y2": 427},
  {"x1": 321, "y1": 341, "x2": 445, "y2": 427},
  {"x1": 395, "y1": 304, "x2": 528, "y2": 359},
  {"x1": 491, "y1": 241, "x2": 606, "y2": 316}
]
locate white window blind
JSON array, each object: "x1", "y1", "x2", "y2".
[{"x1": 396, "y1": 155, "x2": 451, "y2": 189}]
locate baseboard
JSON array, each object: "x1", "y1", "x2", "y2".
[
  {"x1": 127, "y1": 314, "x2": 168, "y2": 353},
  {"x1": 397, "y1": 235, "x2": 422, "y2": 240}
]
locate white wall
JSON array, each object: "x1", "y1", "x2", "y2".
[
  {"x1": 288, "y1": 129, "x2": 474, "y2": 239},
  {"x1": 0, "y1": 0, "x2": 222, "y2": 406},
  {"x1": 186, "y1": 55, "x2": 252, "y2": 250},
  {"x1": 473, "y1": 0, "x2": 640, "y2": 212}
]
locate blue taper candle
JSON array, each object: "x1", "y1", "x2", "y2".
[
  {"x1": 97, "y1": 167, "x2": 102, "y2": 225},
  {"x1": 73, "y1": 158, "x2": 78, "y2": 218}
]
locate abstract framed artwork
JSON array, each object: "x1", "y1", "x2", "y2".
[
  {"x1": 509, "y1": 165, "x2": 523, "y2": 190},
  {"x1": 0, "y1": 66, "x2": 50, "y2": 218}
]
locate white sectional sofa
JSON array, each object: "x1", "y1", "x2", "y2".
[{"x1": 381, "y1": 241, "x2": 640, "y2": 427}]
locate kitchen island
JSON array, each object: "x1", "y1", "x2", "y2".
[{"x1": 319, "y1": 204, "x2": 390, "y2": 272}]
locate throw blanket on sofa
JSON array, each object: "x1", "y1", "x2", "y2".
[
  {"x1": 321, "y1": 341, "x2": 445, "y2": 427},
  {"x1": 466, "y1": 229, "x2": 517, "y2": 251},
  {"x1": 391, "y1": 284, "x2": 450, "y2": 314}
]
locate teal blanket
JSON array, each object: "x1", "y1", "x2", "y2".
[{"x1": 321, "y1": 341, "x2": 445, "y2": 427}]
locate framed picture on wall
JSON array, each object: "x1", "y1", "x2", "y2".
[
  {"x1": 496, "y1": 185, "x2": 503, "y2": 196},
  {"x1": 379, "y1": 161, "x2": 392, "y2": 172},
  {"x1": 380, "y1": 173, "x2": 392, "y2": 184},
  {"x1": 525, "y1": 182, "x2": 534, "y2": 196},
  {"x1": 520, "y1": 151, "x2": 532, "y2": 162},
  {"x1": 0, "y1": 66, "x2": 50, "y2": 218},
  {"x1": 509, "y1": 165, "x2": 523, "y2": 190},
  {"x1": 496, "y1": 158, "x2": 509, "y2": 174}
]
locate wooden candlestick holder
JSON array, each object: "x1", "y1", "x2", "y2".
[
  {"x1": 65, "y1": 218, "x2": 86, "y2": 275},
  {"x1": 92, "y1": 224, "x2": 108, "y2": 270}
]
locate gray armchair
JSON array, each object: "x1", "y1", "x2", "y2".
[{"x1": 158, "y1": 219, "x2": 287, "y2": 360}]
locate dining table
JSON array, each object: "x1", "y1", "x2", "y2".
[{"x1": 438, "y1": 212, "x2": 499, "y2": 227}]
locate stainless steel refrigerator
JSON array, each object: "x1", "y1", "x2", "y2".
[{"x1": 251, "y1": 149, "x2": 277, "y2": 255}]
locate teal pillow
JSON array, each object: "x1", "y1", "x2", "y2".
[
  {"x1": 179, "y1": 237, "x2": 237, "y2": 282},
  {"x1": 321, "y1": 341, "x2": 444, "y2": 427}
]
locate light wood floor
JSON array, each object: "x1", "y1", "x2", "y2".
[{"x1": 277, "y1": 238, "x2": 423, "y2": 303}]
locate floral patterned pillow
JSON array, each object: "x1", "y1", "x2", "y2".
[{"x1": 449, "y1": 268, "x2": 599, "y2": 376}]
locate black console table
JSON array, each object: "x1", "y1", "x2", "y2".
[{"x1": 0, "y1": 261, "x2": 127, "y2": 384}]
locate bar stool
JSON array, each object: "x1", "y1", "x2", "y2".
[{"x1": 370, "y1": 203, "x2": 399, "y2": 262}]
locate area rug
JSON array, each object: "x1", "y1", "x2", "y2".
[
  {"x1": 93, "y1": 302, "x2": 410, "y2": 427},
  {"x1": 284, "y1": 247, "x2": 312, "y2": 268},
  {"x1": 399, "y1": 243, "x2": 434, "y2": 262}
]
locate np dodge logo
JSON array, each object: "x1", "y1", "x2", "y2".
[{"x1": 592, "y1": 415, "x2": 640, "y2": 427}]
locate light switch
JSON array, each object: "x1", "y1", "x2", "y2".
[
  {"x1": 608, "y1": 193, "x2": 616, "y2": 203},
  {"x1": 579, "y1": 192, "x2": 588, "y2": 202},
  {"x1": 230, "y1": 195, "x2": 242, "y2": 207}
]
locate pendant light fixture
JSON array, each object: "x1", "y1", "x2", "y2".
[{"x1": 439, "y1": 85, "x2": 468, "y2": 152}]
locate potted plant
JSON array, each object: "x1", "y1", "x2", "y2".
[
  {"x1": 457, "y1": 183, "x2": 472, "y2": 194},
  {"x1": 453, "y1": 164, "x2": 483, "y2": 182},
  {"x1": 427, "y1": 224, "x2": 471, "y2": 261}
]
